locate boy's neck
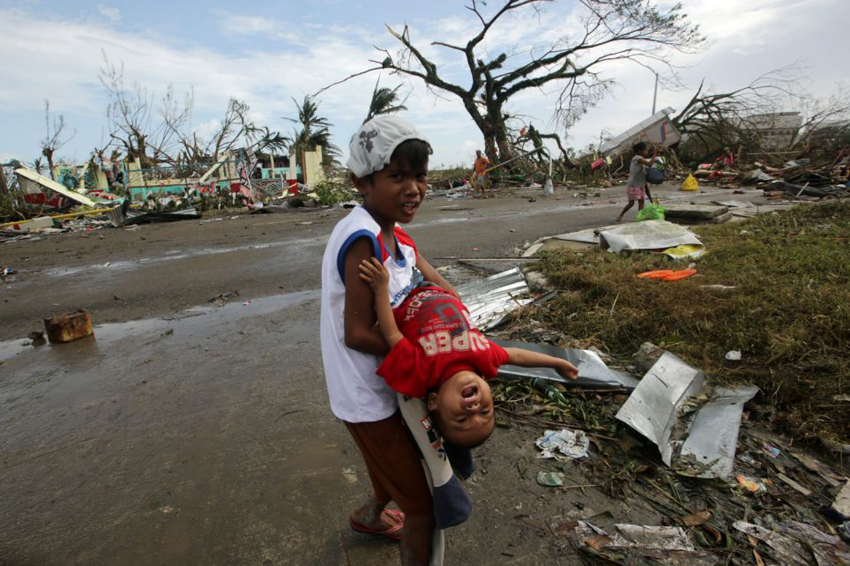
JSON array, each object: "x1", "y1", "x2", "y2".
[{"x1": 363, "y1": 205, "x2": 396, "y2": 235}]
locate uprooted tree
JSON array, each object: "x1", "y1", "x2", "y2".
[
  {"x1": 672, "y1": 67, "x2": 850, "y2": 162},
  {"x1": 321, "y1": 0, "x2": 702, "y2": 163}
]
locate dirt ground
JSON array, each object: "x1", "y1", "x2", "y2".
[{"x1": 0, "y1": 183, "x2": 771, "y2": 565}]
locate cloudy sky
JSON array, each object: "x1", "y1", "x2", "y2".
[{"x1": 1, "y1": 0, "x2": 847, "y2": 169}]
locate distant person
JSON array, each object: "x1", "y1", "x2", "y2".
[
  {"x1": 472, "y1": 150, "x2": 490, "y2": 197},
  {"x1": 358, "y1": 256, "x2": 578, "y2": 447},
  {"x1": 715, "y1": 146, "x2": 735, "y2": 169},
  {"x1": 616, "y1": 141, "x2": 658, "y2": 222}
]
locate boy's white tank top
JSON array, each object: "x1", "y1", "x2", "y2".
[{"x1": 320, "y1": 206, "x2": 420, "y2": 423}]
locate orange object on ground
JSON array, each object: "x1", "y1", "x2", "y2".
[
  {"x1": 637, "y1": 270, "x2": 675, "y2": 279},
  {"x1": 661, "y1": 268, "x2": 697, "y2": 281}
]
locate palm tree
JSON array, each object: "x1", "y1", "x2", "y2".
[
  {"x1": 285, "y1": 95, "x2": 340, "y2": 167},
  {"x1": 364, "y1": 79, "x2": 408, "y2": 124}
]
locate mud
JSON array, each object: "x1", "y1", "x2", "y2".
[{"x1": 0, "y1": 184, "x2": 765, "y2": 564}]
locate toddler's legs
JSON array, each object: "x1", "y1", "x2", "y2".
[
  {"x1": 345, "y1": 412, "x2": 434, "y2": 566},
  {"x1": 638, "y1": 197, "x2": 645, "y2": 211}
]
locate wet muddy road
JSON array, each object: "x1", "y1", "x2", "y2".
[{"x1": 0, "y1": 186, "x2": 763, "y2": 565}]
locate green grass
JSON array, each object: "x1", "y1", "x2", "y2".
[{"x1": 528, "y1": 201, "x2": 849, "y2": 442}]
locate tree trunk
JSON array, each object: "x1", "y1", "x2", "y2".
[
  {"x1": 0, "y1": 163, "x2": 7, "y2": 196},
  {"x1": 43, "y1": 149, "x2": 55, "y2": 181}
]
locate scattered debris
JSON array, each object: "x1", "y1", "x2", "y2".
[
  {"x1": 736, "y1": 475, "x2": 769, "y2": 495},
  {"x1": 495, "y1": 339, "x2": 638, "y2": 389},
  {"x1": 634, "y1": 342, "x2": 665, "y2": 372},
  {"x1": 725, "y1": 350, "x2": 742, "y2": 361},
  {"x1": 456, "y1": 267, "x2": 531, "y2": 331},
  {"x1": 535, "y1": 429, "x2": 590, "y2": 460},
  {"x1": 598, "y1": 220, "x2": 703, "y2": 255},
  {"x1": 663, "y1": 204, "x2": 730, "y2": 224},
  {"x1": 834, "y1": 481, "x2": 850, "y2": 520},
  {"x1": 677, "y1": 385, "x2": 759, "y2": 480},
  {"x1": 43, "y1": 310, "x2": 94, "y2": 343},
  {"x1": 124, "y1": 207, "x2": 201, "y2": 225},
  {"x1": 536, "y1": 471, "x2": 565, "y2": 487},
  {"x1": 616, "y1": 352, "x2": 706, "y2": 465}
]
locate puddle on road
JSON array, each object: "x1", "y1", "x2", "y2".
[
  {"x1": 40, "y1": 236, "x2": 329, "y2": 279},
  {"x1": 0, "y1": 289, "x2": 319, "y2": 363}
]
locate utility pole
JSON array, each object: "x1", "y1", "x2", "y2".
[{"x1": 652, "y1": 72, "x2": 659, "y2": 115}]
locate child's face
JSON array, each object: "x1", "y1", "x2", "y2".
[
  {"x1": 428, "y1": 371, "x2": 495, "y2": 447},
  {"x1": 354, "y1": 156, "x2": 428, "y2": 226}
]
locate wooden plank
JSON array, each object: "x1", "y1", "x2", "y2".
[{"x1": 15, "y1": 168, "x2": 97, "y2": 207}]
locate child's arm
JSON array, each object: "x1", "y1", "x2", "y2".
[
  {"x1": 416, "y1": 255, "x2": 458, "y2": 296},
  {"x1": 359, "y1": 258, "x2": 404, "y2": 348},
  {"x1": 636, "y1": 145, "x2": 660, "y2": 166},
  {"x1": 503, "y1": 347, "x2": 579, "y2": 380},
  {"x1": 343, "y1": 239, "x2": 390, "y2": 356}
]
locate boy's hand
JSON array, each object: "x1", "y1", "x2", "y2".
[
  {"x1": 556, "y1": 360, "x2": 579, "y2": 380},
  {"x1": 359, "y1": 257, "x2": 390, "y2": 293}
]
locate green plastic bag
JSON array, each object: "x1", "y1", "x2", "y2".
[{"x1": 636, "y1": 203, "x2": 665, "y2": 221}]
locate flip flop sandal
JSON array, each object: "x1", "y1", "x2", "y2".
[{"x1": 350, "y1": 509, "x2": 405, "y2": 541}]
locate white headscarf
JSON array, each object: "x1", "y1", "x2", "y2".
[{"x1": 347, "y1": 115, "x2": 431, "y2": 178}]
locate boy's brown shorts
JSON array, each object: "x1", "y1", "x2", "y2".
[{"x1": 345, "y1": 411, "x2": 433, "y2": 517}]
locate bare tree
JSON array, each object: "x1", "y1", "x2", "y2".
[
  {"x1": 171, "y1": 99, "x2": 289, "y2": 164},
  {"x1": 99, "y1": 52, "x2": 191, "y2": 167},
  {"x1": 320, "y1": 0, "x2": 702, "y2": 162},
  {"x1": 40, "y1": 100, "x2": 76, "y2": 180},
  {"x1": 793, "y1": 86, "x2": 850, "y2": 152}
]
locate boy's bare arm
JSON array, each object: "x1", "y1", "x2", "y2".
[
  {"x1": 503, "y1": 347, "x2": 578, "y2": 380},
  {"x1": 416, "y1": 255, "x2": 458, "y2": 296},
  {"x1": 343, "y1": 239, "x2": 390, "y2": 356},
  {"x1": 359, "y1": 258, "x2": 404, "y2": 348}
]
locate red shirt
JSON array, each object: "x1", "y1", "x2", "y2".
[{"x1": 376, "y1": 286, "x2": 509, "y2": 398}]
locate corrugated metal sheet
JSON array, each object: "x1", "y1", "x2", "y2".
[{"x1": 456, "y1": 267, "x2": 530, "y2": 331}]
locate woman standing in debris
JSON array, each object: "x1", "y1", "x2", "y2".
[
  {"x1": 320, "y1": 116, "x2": 454, "y2": 566},
  {"x1": 617, "y1": 141, "x2": 658, "y2": 222}
]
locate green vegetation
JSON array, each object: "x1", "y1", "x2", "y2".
[
  {"x1": 313, "y1": 179, "x2": 356, "y2": 206},
  {"x1": 522, "y1": 202, "x2": 849, "y2": 442}
]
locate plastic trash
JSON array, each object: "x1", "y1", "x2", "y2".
[
  {"x1": 681, "y1": 173, "x2": 699, "y2": 191},
  {"x1": 535, "y1": 429, "x2": 590, "y2": 460},
  {"x1": 636, "y1": 203, "x2": 665, "y2": 221}
]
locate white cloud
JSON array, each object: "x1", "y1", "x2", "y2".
[
  {"x1": 96, "y1": 4, "x2": 120, "y2": 22},
  {"x1": 1, "y1": 0, "x2": 847, "y2": 167}
]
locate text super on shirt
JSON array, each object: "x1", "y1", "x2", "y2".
[{"x1": 376, "y1": 286, "x2": 509, "y2": 398}]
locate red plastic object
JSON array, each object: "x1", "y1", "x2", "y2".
[
  {"x1": 638, "y1": 270, "x2": 674, "y2": 279},
  {"x1": 661, "y1": 268, "x2": 697, "y2": 281}
]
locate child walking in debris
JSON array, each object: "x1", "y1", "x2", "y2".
[
  {"x1": 320, "y1": 115, "x2": 454, "y2": 565},
  {"x1": 617, "y1": 141, "x2": 658, "y2": 222},
  {"x1": 358, "y1": 256, "x2": 579, "y2": 448}
]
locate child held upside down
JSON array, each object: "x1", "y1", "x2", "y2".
[{"x1": 359, "y1": 257, "x2": 579, "y2": 448}]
